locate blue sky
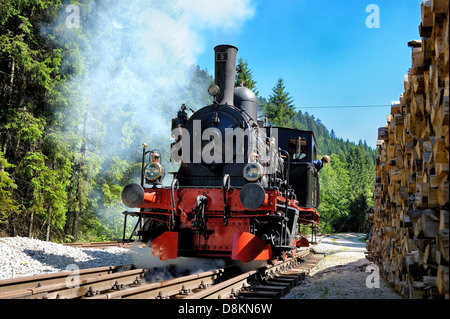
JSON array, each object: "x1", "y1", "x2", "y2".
[{"x1": 195, "y1": 0, "x2": 423, "y2": 148}]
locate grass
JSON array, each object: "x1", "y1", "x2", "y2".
[
  {"x1": 318, "y1": 284, "x2": 329, "y2": 298},
  {"x1": 315, "y1": 281, "x2": 342, "y2": 298}
]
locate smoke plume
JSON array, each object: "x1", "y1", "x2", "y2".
[
  {"x1": 42, "y1": 0, "x2": 255, "y2": 248},
  {"x1": 52, "y1": 0, "x2": 255, "y2": 172}
]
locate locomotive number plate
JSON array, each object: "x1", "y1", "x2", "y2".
[{"x1": 216, "y1": 52, "x2": 228, "y2": 62}]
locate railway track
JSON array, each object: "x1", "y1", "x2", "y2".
[
  {"x1": 62, "y1": 240, "x2": 147, "y2": 249},
  {"x1": 0, "y1": 249, "x2": 324, "y2": 299},
  {"x1": 189, "y1": 249, "x2": 325, "y2": 299}
]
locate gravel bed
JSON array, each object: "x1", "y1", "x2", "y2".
[
  {"x1": 0, "y1": 236, "x2": 226, "y2": 281},
  {"x1": 0, "y1": 237, "x2": 145, "y2": 280},
  {"x1": 283, "y1": 233, "x2": 404, "y2": 299}
]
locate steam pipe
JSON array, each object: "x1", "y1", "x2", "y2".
[{"x1": 141, "y1": 143, "x2": 147, "y2": 187}]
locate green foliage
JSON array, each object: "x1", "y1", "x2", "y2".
[
  {"x1": 317, "y1": 153, "x2": 350, "y2": 233},
  {"x1": 0, "y1": 31, "x2": 63, "y2": 92},
  {"x1": 235, "y1": 58, "x2": 259, "y2": 96},
  {"x1": 0, "y1": 0, "x2": 81, "y2": 239},
  {"x1": 263, "y1": 78, "x2": 296, "y2": 128},
  {"x1": 5, "y1": 109, "x2": 46, "y2": 142},
  {"x1": 20, "y1": 150, "x2": 69, "y2": 230},
  {"x1": 0, "y1": 152, "x2": 19, "y2": 220}
]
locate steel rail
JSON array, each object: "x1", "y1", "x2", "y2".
[
  {"x1": 85, "y1": 268, "x2": 225, "y2": 299},
  {"x1": 187, "y1": 269, "x2": 257, "y2": 299},
  {"x1": 63, "y1": 241, "x2": 147, "y2": 249},
  {"x1": 0, "y1": 265, "x2": 140, "y2": 299}
]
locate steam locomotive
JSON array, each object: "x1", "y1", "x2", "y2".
[{"x1": 121, "y1": 45, "x2": 320, "y2": 263}]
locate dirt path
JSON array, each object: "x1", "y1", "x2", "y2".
[{"x1": 283, "y1": 233, "x2": 404, "y2": 299}]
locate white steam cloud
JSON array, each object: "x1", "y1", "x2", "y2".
[
  {"x1": 59, "y1": 0, "x2": 255, "y2": 163},
  {"x1": 129, "y1": 245, "x2": 267, "y2": 282},
  {"x1": 130, "y1": 245, "x2": 227, "y2": 282}
]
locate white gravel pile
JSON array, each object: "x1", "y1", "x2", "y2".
[
  {"x1": 0, "y1": 237, "x2": 143, "y2": 280},
  {"x1": 0, "y1": 237, "x2": 227, "y2": 282}
]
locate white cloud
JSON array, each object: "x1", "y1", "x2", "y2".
[{"x1": 177, "y1": 0, "x2": 255, "y2": 31}]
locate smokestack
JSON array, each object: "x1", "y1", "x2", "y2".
[{"x1": 214, "y1": 45, "x2": 238, "y2": 106}]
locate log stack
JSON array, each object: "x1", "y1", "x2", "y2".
[{"x1": 367, "y1": 0, "x2": 449, "y2": 299}]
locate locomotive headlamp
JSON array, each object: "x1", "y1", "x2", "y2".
[
  {"x1": 144, "y1": 162, "x2": 164, "y2": 181},
  {"x1": 208, "y1": 84, "x2": 220, "y2": 97},
  {"x1": 243, "y1": 162, "x2": 262, "y2": 182}
]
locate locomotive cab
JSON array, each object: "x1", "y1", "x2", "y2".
[{"x1": 272, "y1": 127, "x2": 320, "y2": 209}]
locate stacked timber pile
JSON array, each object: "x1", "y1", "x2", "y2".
[{"x1": 367, "y1": 0, "x2": 449, "y2": 299}]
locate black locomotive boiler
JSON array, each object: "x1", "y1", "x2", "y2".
[{"x1": 121, "y1": 45, "x2": 320, "y2": 263}]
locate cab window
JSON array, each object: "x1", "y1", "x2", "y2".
[{"x1": 289, "y1": 137, "x2": 307, "y2": 160}]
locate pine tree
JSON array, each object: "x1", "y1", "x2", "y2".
[
  {"x1": 0, "y1": 151, "x2": 18, "y2": 222},
  {"x1": 235, "y1": 58, "x2": 259, "y2": 95},
  {"x1": 330, "y1": 129, "x2": 336, "y2": 139},
  {"x1": 264, "y1": 78, "x2": 295, "y2": 128}
]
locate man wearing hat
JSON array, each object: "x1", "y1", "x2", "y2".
[{"x1": 313, "y1": 155, "x2": 330, "y2": 172}]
